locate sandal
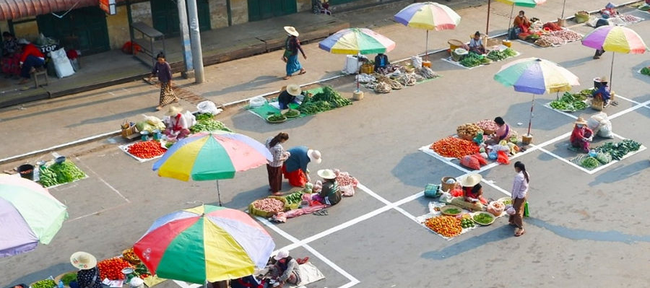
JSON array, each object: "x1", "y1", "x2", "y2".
[
  {"x1": 272, "y1": 192, "x2": 284, "y2": 196},
  {"x1": 298, "y1": 69, "x2": 307, "y2": 75},
  {"x1": 155, "y1": 106, "x2": 163, "y2": 111},
  {"x1": 283, "y1": 76, "x2": 291, "y2": 80},
  {"x1": 515, "y1": 228, "x2": 525, "y2": 237}
]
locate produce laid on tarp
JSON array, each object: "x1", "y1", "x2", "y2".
[
  {"x1": 456, "y1": 48, "x2": 517, "y2": 68},
  {"x1": 249, "y1": 197, "x2": 287, "y2": 217},
  {"x1": 297, "y1": 86, "x2": 352, "y2": 115},
  {"x1": 37, "y1": 160, "x2": 87, "y2": 188},
  {"x1": 571, "y1": 139, "x2": 643, "y2": 170},
  {"x1": 548, "y1": 91, "x2": 589, "y2": 112},
  {"x1": 97, "y1": 257, "x2": 135, "y2": 280},
  {"x1": 417, "y1": 198, "x2": 509, "y2": 240},
  {"x1": 190, "y1": 113, "x2": 231, "y2": 133},
  {"x1": 423, "y1": 216, "x2": 463, "y2": 238},
  {"x1": 457, "y1": 123, "x2": 483, "y2": 140},
  {"x1": 430, "y1": 137, "x2": 480, "y2": 158},
  {"x1": 363, "y1": 65, "x2": 441, "y2": 94},
  {"x1": 476, "y1": 119, "x2": 499, "y2": 134},
  {"x1": 121, "y1": 140, "x2": 168, "y2": 162}
]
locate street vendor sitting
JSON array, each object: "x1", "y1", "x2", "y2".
[
  {"x1": 268, "y1": 250, "x2": 304, "y2": 287},
  {"x1": 374, "y1": 53, "x2": 390, "y2": 73},
  {"x1": 283, "y1": 146, "x2": 322, "y2": 188},
  {"x1": 278, "y1": 84, "x2": 302, "y2": 110},
  {"x1": 486, "y1": 116, "x2": 513, "y2": 144},
  {"x1": 469, "y1": 31, "x2": 486, "y2": 55},
  {"x1": 231, "y1": 275, "x2": 263, "y2": 288},
  {"x1": 315, "y1": 169, "x2": 341, "y2": 206},
  {"x1": 592, "y1": 76, "x2": 611, "y2": 106},
  {"x1": 512, "y1": 10, "x2": 531, "y2": 39},
  {"x1": 164, "y1": 106, "x2": 191, "y2": 139},
  {"x1": 450, "y1": 174, "x2": 486, "y2": 211},
  {"x1": 601, "y1": 2, "x2": 619, "y2": 19},
  {"x1": 570, "y1": 117, "x2": 593, "y2": 153}
]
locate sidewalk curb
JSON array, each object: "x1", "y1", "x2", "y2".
[{"x1": 0, "y1": 0, "x2": 643, "y2": 165}]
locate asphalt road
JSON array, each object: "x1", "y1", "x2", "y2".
[{"x1": 3, "y1": 6, "x2": 650, "y2": 288}]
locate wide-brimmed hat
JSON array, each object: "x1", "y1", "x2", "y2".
[
  {"x1": 166, "y1": 105, "x2": 183, "y2": 116},
  {"x1": 460, "y1": 174, "x2": 482, "y2": 187},
  {"x1": 308, "y1": 149, "x2": 322, "y2": 164},
  {"x1": 286, "y1": 84, "x2": 302, "y2": 96},
  {"x1": 274, "y1": 249, "x2": 289, "y2": 260},
  {"x1": 600, "y1": 76, "x2": 608, "y2": 84},
  {"x1": 70, "y1": 251, "x2": 97, "y2": 270},
  {"x1": 575, "y1": 117, "x2": 588, "y2": 125},
  {"x1": 317, "y1": 169, "x2": 336, "y2": 179},
  {"x1": 284, "y1": 26, "x2": 299, "y2": 37},
  {"x1": 17, "y1": 38, "x2": 29, "y2": 45}
]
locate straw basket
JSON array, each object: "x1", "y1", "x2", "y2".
[
  {"x1": 249, "y1": 197, "x2": 288, "y2": 218},
  {"x1": 575, "y1": 11, "x2": 590, "y2": 23},
  {"x1": 448, "y1": 39, "x2": 465, "y2": 53},
  {"x1": 441, "y1": 177, "x2": 458, "y2": 192}
]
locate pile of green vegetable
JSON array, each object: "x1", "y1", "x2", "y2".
[
  {"x1": 284, "y1": 191, "x2": 304, "y2": 205},
  {"x1": 486, "y1": 50, "x2": 508, "y2": 61},
  {"x1": 61, "y1": 273, "x2": 77, "y2": 286},
  {"x1": 297, "y1": 86, "x2": 351, "y2": 115},
  {"x1": 190, "y1": 119, "x2": 231, "y2": 133},
  {"x1": 32, "y1": 279, "x2": 56, "y2": 288},
  {"x1": 38, "y1": 161, "x2": 86, "y2": 188},
  {"x1": 473, "y1": 213, "x2": 494, "y2": 225},
  {"x1": 284, "y1": 109, "x2": 300, "y2": 118},
  {"x1": 596, "y1": 140, "x2": 642, "y2": 160},
  {"x1": 459, "y1": 52, "x2": 490, "y2": 68},
  {"x1": 267, "y1": 114, "x2": 287, "y2": 122},
  {"x1": 549, "y1": 92, "x2": 589, "y2": 112},
  {"x1": 641, "y1": 67, "x2": 650, "y2": 76},
  {"x1": 461, "y1": 218, "x2": 475, "y2": 228},
  {"x1": 195, "y1": 113, "x2": 214, "y2": 121}
]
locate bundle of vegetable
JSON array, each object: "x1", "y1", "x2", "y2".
[
  {"x1": 134, "y1": 263, "x2": 152, "y2": 279},
  {"x1": 374, "y1": 82, "x2": 392, "y2": 93},
  {"x1": 266, "y1": 114, "x2": 287, "y2": 122},
  {"x1": 417, "y1": 67, "x2": 438, "y2": 79},
  {"x1": 128, "y1": 140, "x2": 167, "y2": 159},
  {"x1": 284, "y1": 109, "x2": 300, "y2": 118},
  {"x1": 195, "y1": 113, "x2": 214, "y2": 121},
  {"x1": 549, "y1": 30, "x2": 583, "y2": 42},
  {"x1": 457, "y1": 123, "x2": 483, "y2": 139},
  {"x1": 459, "y1": 52, "x2": 485, "y2": 68},
  {"x1": 641, "y1": 67, "x2": 650, "y2": 76},
  {"x1": 476, "y1": 119, "x2": 499, "y2": 133},
  {"x1": 298, "y1": 100, "x2": 333, "y2": 114},
  {"x1": 595, "y1": 152, "x2": 612, "y2": 164},
  {"x1": 252, "y1": 198, "x2": 285, "y2": 213},
  {"x1": 503, "y1": 48, "x2": 517, "y2": 57},
  {"x1": 60, "y1": 273, "x2": 77, "y2": 286},
  {"x1": 581, "y1": 157, "x2": 600, "y2": 169},
  {"x1": 48, "y1": 161, "x2": 86, "y2": 185},
  {"x1": 311, "y1": 86, "x2": 352, "y2": 108},
  {"x1": 430, "y1": 137, "x2": 480, "y2": 158},
  {"x1": 549, "y1": 92, "x2": 588, "y2": 112},
  {"x1": 423, "y1": 216, "x2": 463, "y2": 237},
  {"x1": 284, "y1": 191, "x2": 304, "y2": 205},
  {"x1": 97, "y1": 257, "x2": 134, "y2": 280},
  {"x1": 596, "y1": 140, "x2": 642, "y2": 160},
  {"x1": 38, "y1": 166, "x2": 58, "y2": 187},
  {"x1": 397, "y1": 73, "x2": 417, "y2": 86},
  {"x1": 486, "y1": 50, "x2": 508, "y2": 61},
  {"x1": 32, "y1": 279, "x2": 57, "y2": 288},
  {"x1": 190, "y1": 119, "x2": 232, "y2": 133}
]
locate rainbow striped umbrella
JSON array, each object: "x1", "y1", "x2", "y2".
[
  {"x1": 318, "y1": 28, "x2": 396, "y2": 55},
  {"x1": 0, "y1": 175, "x2": 68, "y2": 257},
  {"x1": 494, "y1": 58, "x2": 579, "y2": 135},
  {"x1": 153, "y1": 131, "x2": 272, "y2": 205},
  {"x1": 582, "y1": 26, "x2": 647, "y2": 90},
  {"x1": 394, "y1": 2, "x2": 461, "y2": 60},
  {"x1": 134, "y1": 205, "x2": 275, "y2": 283}
]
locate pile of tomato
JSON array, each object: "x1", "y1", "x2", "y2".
[
  {"x1": 127, "y1": 140, "x2": 167, "y2": 159},
  {"x1": 97, "y1": 257, "x2": 134, "y2": 280},
  {"x1": 430, "y1": 137, "x2": 479, "y2": 158},
  {"x1": 423, "y1": 216, "x2": 463, "y2": 238}
]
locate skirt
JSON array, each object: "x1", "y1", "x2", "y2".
[
  {"x1": 159, "y1": 81, "x2": 176, "y2": 106},
  {"x1": 282, "y1": 165, "x2": 308, "y2": 187},
  {"x1": 285, "y1": 54, "x2": 302, "y2": 76}
]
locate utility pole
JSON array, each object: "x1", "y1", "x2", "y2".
[
  {"x1": 177, "y1": 0, "x2": 194, "y2": 78},
  {"x1": 187, "y1": 0, "x2": 205, "y2": 83}
]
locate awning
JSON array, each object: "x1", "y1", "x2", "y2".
[{"x1": 0, "y1": 0, "x2": 130, "y2": 21}]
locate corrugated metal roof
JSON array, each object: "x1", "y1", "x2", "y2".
[{"x1": 0, "y1": 0, "x2": 107, "y2": 20}]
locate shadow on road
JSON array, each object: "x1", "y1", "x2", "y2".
[
  {"x1": 6, "y1": 262, "x2": 70, "y2": 288},
  {"x1": 527, "y1": 217, "x2": 650, "y2": 244},
  {"x1": 421, "y1": 225, "x2": 512, "y2": 260},
  {"x1": 557, "y1": 56, "x2": 593, "y2": 68},
  {"x1": 588, "y1": 159, "x2": 649, "y2": 186}
]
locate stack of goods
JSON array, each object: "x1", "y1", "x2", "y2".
[
  {"x1": 430, "y1": 137, "x2": 480, "y2": 158},
  {"x1": 549, "y1": 30, "x2": 583, "y2": 43},
  {"x1": 97, "y1": 257, "x2": 134, "y2": 280},
  {"x1": 365, "y1": 66, "x2": 440, "y2": 93},
  {"x1": 126, "y1": 140, "x2": 167, "y2": 160},
  {"x1": 334, "y1": 169, "x2": 359, "y2": 197},
  {"x1": 190, "y1": 113, "x2": 231, "y2": 133},
  {"x1": 618, "y1": 14, "x2": 643, "y2": 24},
  {"x1": 476, "y1": 119, "x2": 499, "y2": 135},
  {"x1": 549, "y1": 91, "x2": 589, "y2": 112},
  {"x1": 122, "y1": 248, "x2": 152, "y2": 279},
  {"x1": 136, "y1": 116, "x2": 166, "y2": 134},
  {"x1": 38, "y1": 160, "x2": 86, "y2": 188},
  {"x1": 542, "y1": 21, "x2": 562, "y2": 32},
  {"x1": 534, "y1": 35, "x2": 565, "y2": 47},
  {"x1": 422, "y1": 215, "x2": 463, "y2": 238},
  {"x1": 249, "y1": 197, "x2": 287, "y2": 217},
  {"x1": 457, "y1": 123, "x2": 483, "y2": 140},
  {"x1": 297, "y1": 86, "x2": 352, "y2": 115}
]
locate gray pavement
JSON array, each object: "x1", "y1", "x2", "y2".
[{"x1": 3, "y1": 1, "x2": 650, "y2": 288}]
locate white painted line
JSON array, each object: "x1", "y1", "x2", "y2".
[
  {"x1": 537, "y1": 146, "x2": 594, "y2": 174},
  {"x1": 393, "y1": 206, "x2": 417, "y2": 221},
  {"x1": 66, "y1": 202, "x2": 130, "y2": 222},
  {"x1": 481, "y1": 179, "x2": 512, "y2": 197},
  {"x1": 356, "y1": 183, "x2": 392, "y2": 205},
  {"x1": 609, "y1": 100, "x2": 650, "y2": 120},
  {"x1": 74, "y1": 156, "x2": 130, "y2": 203},
  {"x1": 303, "y1": 244, "x2": 361, "y2": 287},
  {"x1": 172, "y1": 281, "x2": 200, "y2": 288},
  {"x1": 542, "y1": 102, "x2": 579, "y2": 119},
  {"x1": 300, "y1": 205, "x2": 393, "y2": 245},
  {"x1": 615, "y1": 94, "x2": 641, "y2": 105},
  {"x1": 393, "y1": 191, "x2": 425, "y2": 207}
]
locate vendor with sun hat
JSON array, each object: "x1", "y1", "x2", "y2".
[
  {"x1": 450, "y1": 174, "x2": 486, "y2": 211},
  {"x1": 163, "y1": 105, "x2": 192, "y2": 139},
  {"x1": 70, "y1": 251, "x2": 102, "y2": 288},
  {"x1": 283, "y1": 146, "x2": 322, "y2": 187},
  {"x1": 315, "y1": 169, "x2": 341, "y2": 206},
  {"x1": 282, "y1": 26, "x2": 307, "y2": 80},
  {"x1": 278, "y1": 84, "x2": 302, "y2": 110}
]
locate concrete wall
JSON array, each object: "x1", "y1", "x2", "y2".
[
  {"x1": 230, "y1": 0, "x2": 249, "y2": 25},
  {"x1": 106, "y1": 6, "x2": 130, "y2": 49},
  {"x1": 131, "y1": 1, "x2": 153, "y2": 27},
  {"x1": 297, "y1": 0, "x2": 312, "y2": 12},
  {"x1": 211, "y1": 0, "x2": 229, "y2": 29}
]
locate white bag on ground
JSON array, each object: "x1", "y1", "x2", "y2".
[
  {"x1": 411, "y1": 56, "x2": 423, "y2": 69},
  {"x1": 196, "y1": 101, "x2": 222, "y2": 115},
  {"x1": 50, "y1": 48, "x2": 74, "y2": 78},
  {"x1": 589, "y1": 112, "x2": 613, "y2": 138},
  {"x1": 183, "y1": 111, "x2": 196, "y2": 127},
  {"x1": 342, "y1": 55, "x2": 361, "y2": 74},
  {"x1": 248, "y1": 96, "x2": 266, "y2": 108},
  {"x1": 598, "y1": 119, "x2": 613, "y2": 138}
]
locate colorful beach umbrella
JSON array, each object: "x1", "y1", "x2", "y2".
[
  {"x1": 582, "y1": 26, "x2": 647, "y2": 90},
  {"x1": 134, "y1": 205, "x2": 275, "y2": 283},
  {"x1": 394, "y1": 2, "x2": 461, "y2": 60},
  {"x1": 318, "y1": 28, "x2": 396, "y2": 55},
  {"x1": 0, "y1": 175, "x2": 68, "y2": 257},
  {"x1": 494, "y1": 58, "x2": 579, "y2": 135},
  {"x1": 153, "y1": 131, "x2": 272, "y2": 205}
]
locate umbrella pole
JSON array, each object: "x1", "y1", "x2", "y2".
[
  {"x1": 216, "y1": 180, "x2": 222, "y2": 206},
  {"x1": 356, "y1": 53, "x2": 361, "y2": 92},
  {"x1": 425, "y1": 30, "x2": 429, "y2": 61},
  {"x1": 528, "y1": 94, "x2": 535, "y2": 136},
  {"x1": 556, "y1": 91, "x2": 559, "y2": 101},
  {"x1": 486, "y1": 0, "x2": 491, "y2": 36},
  {"x1": 609, "y1": 52, "x2": 615, "y2": 91},
  {"x1": 507, "y1": 5, "x2": 515, "y2": 39},
  {"x1": 561, "y1": 0, "x2": 567, "y2": 19}
]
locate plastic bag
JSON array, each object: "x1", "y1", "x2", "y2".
[
  {"x1": 340, "y1": 184, "x2": 355, "y2": 197},
  {"x1": 473, "y1": 153, "x2": 488, "y2": 166},
  {"x1": 598, "y1": 121, "x2": 613, "y2": 138},
  {"x1": 183, "y1": 111, "x2": 197, "y2": 127},
  {"x1": 460, "y1": 155, "x2": 481, "y2": 170},
  {"x1": 497, "y1": 150, "x2": 510, "y2": 164},
  {"x1": 506, "y1": 205, "x2": 516, "y2": 215},
  {"x1": 249, "y1": 96, "x2": 266, "y2": 108},
  {"x1": 488, "y1": 151, "x2": 497, "y2": 160},
  {"x1": 411, "y1": 56, "x2": 423, "y2": 69},
  {"x1": 50, "y1": 48, "x2": 75, "y2": 78},
  {"x1": 197, "y1": 101, "x2": 222, "y2": 115},
  {"x1": 487, "y1": 201, "x2": 505, "y2": 216},
  {"x1": 450, "y1": 188, "x2": 463, "y2": 197},
  {"x1": 439, "y1": 191, "x2": 452, "y2": 203}
]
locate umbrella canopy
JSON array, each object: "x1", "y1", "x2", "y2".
[
  {"x1": 153, "y1": 131, "x2": 272, "y2": 182},
  {"x1": 318, "y1": 28, "x2": 396, "y2": 55},
  {"x1": 134, "y1": 205, "x2": 275, "y2": 283},
  {"x1": 0, "y1": 175, "x2": 68, "y2": 257},
  {"x1": 494, "y1": 57, "x2": 580, "y2": 94},
  {"x1": 394, "y1": 2, "x2": 461, "y2": 30},
  {"x1": 495, "y1": 0, "x2": 546, "y2": 8},
  {"x1": 582, "y1": 26, "x2": 648, "y2": 54}
]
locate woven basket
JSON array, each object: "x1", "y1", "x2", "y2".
[
  {"x1": 440, "y1": 177, "x2": 458, "y2": 192},
  {"x1": 249, "y1": 197, "x2": 288, "y2": 218},
  {"x1": 575, "y1": 11, "x2": 590, "y2": 23}
]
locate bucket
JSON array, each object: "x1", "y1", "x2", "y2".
[
  {"x1": 502, "y1": 40, "x2": 512, "y2": 48},
  {"x1": 522, "y1": 135, "x2": 533, "y2": 145},
  {"x1": 441, "y1": 177, "x2": 457, "y2": 192},
  {"x1": 17, "y1": 164, "x2": 34, "y2": 180},
  {"x1": 448, "y1": 39, "x2": 464, "y2": 52},
  {"x1": 422, "y1": 61, "x2": 431, "y2": 68},
  {"x1": 140, "y1": 131, "x2": 150, "y2": 141}
]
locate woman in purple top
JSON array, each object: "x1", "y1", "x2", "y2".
[{"x1": 149, "y1": 52, "x2": 179, "y2": 111}]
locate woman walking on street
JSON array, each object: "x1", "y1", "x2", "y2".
[
  {"x1": 510, "y1": 161, "x2": 530, "y2": 237},
  {"x1": 149, "y1": 52, "x2": 179, "y2": 111},
  {"x1": 266, "y1": 132, "x2": 290, "y2": 196},
  {"x1": 282, "y1": 26, "x2": 307, "y2": 80}
]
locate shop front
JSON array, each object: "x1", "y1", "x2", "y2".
[{"x1": 36, "y1": 6, "x2": 111, "y2": 55}]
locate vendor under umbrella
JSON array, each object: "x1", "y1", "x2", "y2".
[
  {"x1": 282, "y1": 146, "x2": 322, "y2": 188},
  {"x1": 592, "y1": 76, "x2": 611, "y2": 106},
  {"x1": 451, "y1": 174, "x2": 485, "y2": 211}
]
